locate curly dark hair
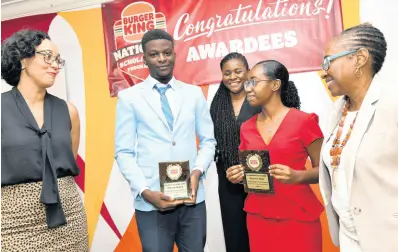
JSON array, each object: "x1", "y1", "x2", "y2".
[
  {"x1": 254, "y1": 60, "x2": 301, "y2": 109},
  {"x1": 1, "y1": 29, "x2": 50, "y2": 86},
  {"x1": 141, "y1": 29, "x2": 174, "y2": 53},
  {"x1": 210, "y1": 52, "x2": 249, "y2": 168},
  {"x1": 339, "y1": 23, "x2": 387, "y2": 77}
]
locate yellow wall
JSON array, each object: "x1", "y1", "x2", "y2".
[{"x1": 60, "y1": 9, "x2": 117, "y2": 246}]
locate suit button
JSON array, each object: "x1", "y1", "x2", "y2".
[
  {"x1": 172, "y1": 141, "x2": 176, "y2": 146},
  {"x1": 353, "y1": 207, "x2": 362, "y2": 215}
]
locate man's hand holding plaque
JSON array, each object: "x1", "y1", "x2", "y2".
[
  {"x1": 238, "y1": 150, "x2": 275, "y2": 194},
  {"x1": 182, "y1": 169, "x2": 201, "y2": 206},
  {"x1": 159, "y1": 161, "x2": 191, "y2": 201},
  {"x1": 141, "y1": 190, "x2": 184, "y2": 212}
]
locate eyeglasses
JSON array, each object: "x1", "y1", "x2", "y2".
[
  {"x1": 36, "y1": 50, "x2": 65, "y2": 69},
  {"x1": 244, "y1": 79, "x2": 274, "y2": 89},
  {"x1": 322, "y1": 50, "x2": 357, "y2": 71}
]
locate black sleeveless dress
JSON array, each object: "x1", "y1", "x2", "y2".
[{"x1": 1, "y1": 87, "x2": 88, "y2": 251}]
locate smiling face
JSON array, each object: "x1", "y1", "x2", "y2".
[
  {"x1": 221, "y1": 58, "x2": 248, "y2": 94},
  {"x1": 245, "y1": 64, "x2": 280, "y2": 107},
  {"x1": 143, "y1": 39, "x2": 176, "y2": 83},
  {"x1": 321, "y1": 39, "x2": 361, "y2": 97},
  {"x1": 21, "y1": 39, "x2": 62, "y2": 89}
]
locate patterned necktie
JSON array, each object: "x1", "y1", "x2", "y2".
[{"x1": 155, "y1": 84, "x2": 174, "y2": 131}]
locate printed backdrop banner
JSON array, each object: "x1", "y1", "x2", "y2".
[{"x1": 102, "y1": 0, "x2": 343, "y2": 96}]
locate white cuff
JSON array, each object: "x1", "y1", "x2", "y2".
[
  {"x1": 139, "y1": 187, "x2": 150, "y2": 197},
  {"x1": 193, "y1": 166, "x2": 204, "y2": 175}
]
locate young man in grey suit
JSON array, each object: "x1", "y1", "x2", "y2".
[{"x1": 115, "y1": 29, "x2": 216, "y2": 252}]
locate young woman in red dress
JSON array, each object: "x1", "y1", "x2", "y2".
[{"x1": 226, "y1": 60, "x2": 324, "y2": 252}]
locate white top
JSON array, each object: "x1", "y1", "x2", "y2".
[{"x1": 322, "y1": 111, "x2": 359, "y2": 241}]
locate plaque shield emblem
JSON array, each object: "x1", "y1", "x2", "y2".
[
  {"x1": 246, "y1": 153, "x2": 263, "y2": 172},
  {"x1": 166, "y1": 164, "x2": 183, "y2": 180}
]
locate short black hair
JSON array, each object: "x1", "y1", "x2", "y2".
[
  {"x1": 339, "y1": 23, "x2": 387, "y2": 76},
  {"x1": 141, "y1": 29, "x2": 174, "y2": 52},
  {"x1": 255, "y1": 60, "x2": 301, "y2": 110},
  {"x1": 1, "y1": 29, "x2": 50, "y2": 86}
]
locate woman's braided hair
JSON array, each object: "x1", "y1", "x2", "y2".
[
  {"x1": 210, "y1": 52, "x2": 249, "y2": 168},
  {"x1": 339, "y1": 23, "x2": 387, "y2": 76}
]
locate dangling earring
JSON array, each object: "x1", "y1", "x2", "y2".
[{"x1": 355, "y1": 67, "x2": 362, "y2": 78}]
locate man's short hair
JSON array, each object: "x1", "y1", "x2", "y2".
[{"x1": 141, "y1": 29, "x2": 174, "y2": 52}]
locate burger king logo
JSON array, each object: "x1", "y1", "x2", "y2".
[
  {"x1": 118, "y1": 1, "x2": 167, "y2": 43},
  {"x1": 166, "y1": 164, "x2": 183, "y2": 181},
  {"x1": 111, "y1": 2, "x2": 167, "y2": 85},
  {"x1": 246, "y1": 154, "x2": 262, "y2": 172}
]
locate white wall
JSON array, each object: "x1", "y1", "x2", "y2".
[
  {"x1": 1, "y1": 0, "x2": 112, "y2": 21},
  {"x1": 360, "y1": 0, "x2": 398, "y2": 91}
]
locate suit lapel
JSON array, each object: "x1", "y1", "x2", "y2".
[
  {"x1": 325, "y1": 98, "x2": 346, "y2": 143},
  {"x1": 141, "y1": 80, "x2": 170, "y2": 130},
  {"x1": 345, "y1": 81, "x2": 380, "y2": 196},
  {"x1": 319, "y1": 98, "x2": 345, "y2": 205}
]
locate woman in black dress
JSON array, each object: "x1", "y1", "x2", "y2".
[{"x1": 210, "y1": 52, "x2": 260, "y2": 252}]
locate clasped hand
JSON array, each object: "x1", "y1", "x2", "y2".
[
  {"x1": 269, "y1": 164, "x2": 301, "y2": 184},
  {"x1": 226, "y1": 164, "x2": 301, "y2": 185},
  {"x1": 226, "y1": 164, "x2": 244, "y2": 184},
  {"x1": 142, "y1": 170, "x2": 202, "y2": 211}
]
